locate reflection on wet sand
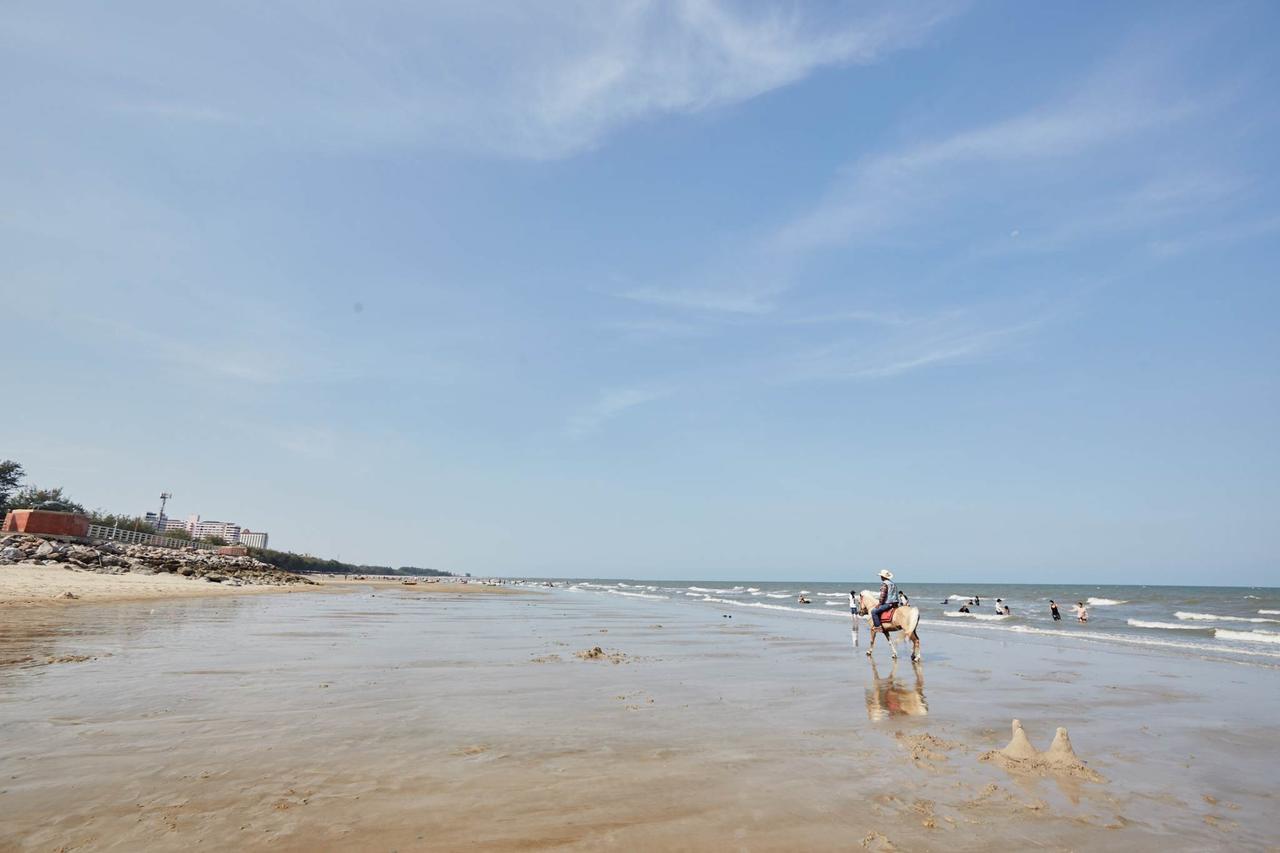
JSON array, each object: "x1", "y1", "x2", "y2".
[{"x1": 865, "y1": 658, "x2": 928, "y2": 720}]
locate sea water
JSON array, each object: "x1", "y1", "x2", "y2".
[{"x1": 515, "y1": 579, "x2": 1280, "y2": 667}]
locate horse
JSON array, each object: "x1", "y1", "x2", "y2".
[{"x1": 852, "y1": 589, "x2": 922, "y2": 662}]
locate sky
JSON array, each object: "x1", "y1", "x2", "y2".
[{"x1": 1, "y1": 1, "x2": 1277, "y2": 584}]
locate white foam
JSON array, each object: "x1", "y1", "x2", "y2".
[
  {"x1": 1216, "y1": 629, "x2": 1280, "y2": 645},
  {"x1": 944, "y1": 611, "x2": 1008, "y2": 621},
  {"x1": 1087, "y1": 597, "x2": 1126, "y2": 606},
  {"x1": 825, "y1": 601, "x2": 841, "y2": 606},
  {"x1": 764, "y1": 593, "x2": 790, "y2": 599},
  {"x1": 606, "y1": 590, "x2": 668, "y2": 601},
  {"x1": 1128, "y1": 619, "x2": 1209, "y2": 631},
  {"x1": 925, "y1": 619, "x2": 1280, "y2": 660},
  {"x1": 687, "y1": 586, "x2": 720, "y2": 593},
  {"x1": 1176, "y1": 612, "x2": 1280, "y2": 623},
  {"x1": 746, "y1": 587, "x2": 761, "y2": 593},
  {"x1": 699, "y1": 596, "x2": 845, "y2": 618},
  {"x1": 1260, "y1": 610, "x2": 1280, "y2": 615}
]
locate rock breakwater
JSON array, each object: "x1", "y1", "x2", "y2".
[{"x1": 0, "y1": 534, "x2": 314, "y2": 587}]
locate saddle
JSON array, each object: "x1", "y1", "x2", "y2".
[{"x1": 876, "y1": 607, "x2": 898, "y2": 626}]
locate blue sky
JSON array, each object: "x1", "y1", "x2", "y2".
[{"x1": 2, "y1": 1, "x2": 1277, "y2": 583}]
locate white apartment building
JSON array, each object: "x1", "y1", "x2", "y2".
[
  {"x1": 146, "y1": 510, "x2": 270, "y2": 545},
  {"x1": 189, "y1": 517, "x2": 242, "y2": 543},
  {"x1": 239, "y1": 530, "x2": 269, "y2": 549},
  {"x1": 144, "y1": 513, "x2": 191, "y2": 533}
]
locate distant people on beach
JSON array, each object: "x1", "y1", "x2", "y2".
[
  {"x1": 1050, "y1": 600, "x2": 1061, "y2": 621},
  {"x1": 1075, "y1": 601, "x2": 1089, "y2": 622},
  {"x1": 994, "y1": 598, "x2": 1005, "y2": 615},
  {"x1": 958, "y1": 604, "x2": 970, "y2": 613}
]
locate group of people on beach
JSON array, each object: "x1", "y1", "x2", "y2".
[{"x1": 948, "y1": 594, "x2": 1090, "y2": 622}]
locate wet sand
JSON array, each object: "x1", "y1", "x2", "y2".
[{"x1": 1, "y1": 585, "x2": 1277, "y2": 851}]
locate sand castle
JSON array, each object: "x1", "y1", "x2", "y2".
[{"x1": 980, "y1": 719, "x2": 1106, "y2": 782}]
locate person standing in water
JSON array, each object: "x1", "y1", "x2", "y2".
[
  {"x1": 1075, "y1": 601, "x2": 1089, "y2": 622},
  {"x1": 1050, "y1": 600, "x2": 1061, "y2": 621}
]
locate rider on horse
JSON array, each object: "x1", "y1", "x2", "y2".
[{"x1": 871, "y1": 570, "x2": 897, "y2": 636}]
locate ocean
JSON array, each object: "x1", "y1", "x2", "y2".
[{"x1": 519, "y1": 579, "x2": 1280, "y2": 666}]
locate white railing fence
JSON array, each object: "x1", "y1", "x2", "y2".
[{"x1": 87, "y1": 524, "x2": 222, "y2": 551}]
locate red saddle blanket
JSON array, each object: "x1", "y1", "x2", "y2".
[{"x1": 874, "y1": 608, "x2": 897, "y2": 624}]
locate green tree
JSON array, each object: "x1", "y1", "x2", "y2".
[
  {"x1": 89, "y1": 512, "x2": 159, "y2": 534},
  {"x1": 4, "y1": 485, "x2": 86, "y2": 515},
  {"x1": 0, "y1": 459, "x2": 24, "y2": 514},
  {"x1": 163, "y1": 528, "x2": 192, "y2": 541},
  {"x1": 201, "y1": 534, "x2": 228, "y2": 546}
]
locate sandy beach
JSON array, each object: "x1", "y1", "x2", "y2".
[
  {"x1": 0, "y1": 558, "x2": 518, "y2": 609},
  {"x1": 2, "y1": 582, "x2": 1277, "y2": 852}
]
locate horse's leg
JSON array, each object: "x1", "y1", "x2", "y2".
[
  {"x1": 866, "y1": 625, "x2": 876, "y2": 658},
  {"x1": 889, "y1": 625, "x2": 898, "y2": 660},
  {"x1": 910, "y1": 630, "x2": 921, "y2": 663}
]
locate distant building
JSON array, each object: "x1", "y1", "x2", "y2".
[
  {"x1": 144, "y1": 513, "x2": 190, "y2": 533},
  {"x1": 190, "y1": 518, "x2": 241, "y2": 543},
  {"x1": 239, "y1": 530, "x2": 269, "y2": 549},
  {"x1": 143, "y1": 511, "x2": 268, "y2": 546}
]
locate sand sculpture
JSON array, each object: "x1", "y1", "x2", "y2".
[{"x1": 980, "y1": 719, "x2": 1106, "y2": 782}]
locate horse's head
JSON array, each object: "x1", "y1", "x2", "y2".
[{"x1": 855, "y1": 590, "x2": 876, "y2": 615}]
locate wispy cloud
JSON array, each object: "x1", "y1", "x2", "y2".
[
  {"x1": 2, "y1": 1, "x2": 960, "y2": 159},
  {"x1": 565, "y1": 386, "x2": 670, "y2": 438},
  {"x1": 778, "y1": 316, "x2": 1043, "y2": 382},
  {"x1": 771, "y1": 79, "x2": 1204, "y2": 254}
]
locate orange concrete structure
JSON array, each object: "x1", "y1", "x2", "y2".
[
  {"x1": 216, "y1": 545, "x2": 249, "y2": 557},
  {"x1": 1, "y1": 509, "x2": 92, "y2": 538}
]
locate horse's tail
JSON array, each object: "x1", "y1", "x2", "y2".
[{"x1": 905, "y1": 606, "x2": 921, "y2": 635}]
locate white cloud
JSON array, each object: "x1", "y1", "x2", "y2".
[
  {"x1": 1, "y1": 0, "x2": 960, "y2": 159},
  {"x1": 778, "y1": 316, "x2": 1042, "y2": 382},
  {"x1": 565, "y1": 386, "x2": 670, "y2": 438},
  {"x1": 771, "y1": 82, "x2": 1204, "y2": 254}
]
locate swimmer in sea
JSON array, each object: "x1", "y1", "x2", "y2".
[
  {"x1": 1050, "y1": 600, "x2": 1061, "y2": 621},
  {"x1": 1075, "y1": 601, "x2": 1089, "y2": 622}
]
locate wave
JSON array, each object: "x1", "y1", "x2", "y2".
[
  {"x1": 943, "y1": 611, "x2": 1008, "y2": 621},
  {"x1": 606, "y1": 590, "x2": 668, "y2": 601},
  {"x1": 764, "y1": 593, "x2": 790, "y2": 599},
  {"x1": 746, "y1": 587, "x2": 761, "y2": 593},
  {"x1": 825, "y1": 601, "x2": 842, "y2": 606},
  {"x1": 1261, "y1": 610, "x2": 1280, "y2": 615},
  {"x1": 1216, "y1": 629, "x2": 1280, "y2": 645},
  {"x1": 1087, "y1": 597, "x2": 1126, "y2": 606},
  {"x1": 1128, "y1": 619, "x2": 1210, "y2": 631},
  {"x1": 925, "y1": 619, "x2": 1280, "y2": 660},
  {"x1": 699, "y1": 596, "x2": 844, "y2": 618},
  {"x1": 1176, "y1": 612, "x2": 1280, "y2": 624}
]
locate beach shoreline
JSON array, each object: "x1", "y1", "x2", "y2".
[
  {"x1": 0, "y1": 563, "x2": 524, "y2": 608},
  {"x1": 2, "y1": 582, "x2": 1277, "y2": 851}
]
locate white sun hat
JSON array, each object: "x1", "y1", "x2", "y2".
[{"x1": 879, "y1": 570, "x2": 894, "y2": 580}]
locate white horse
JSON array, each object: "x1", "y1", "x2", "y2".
[{"x1": 851, "y1": 589, "x2": 922, "y2": 662}]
